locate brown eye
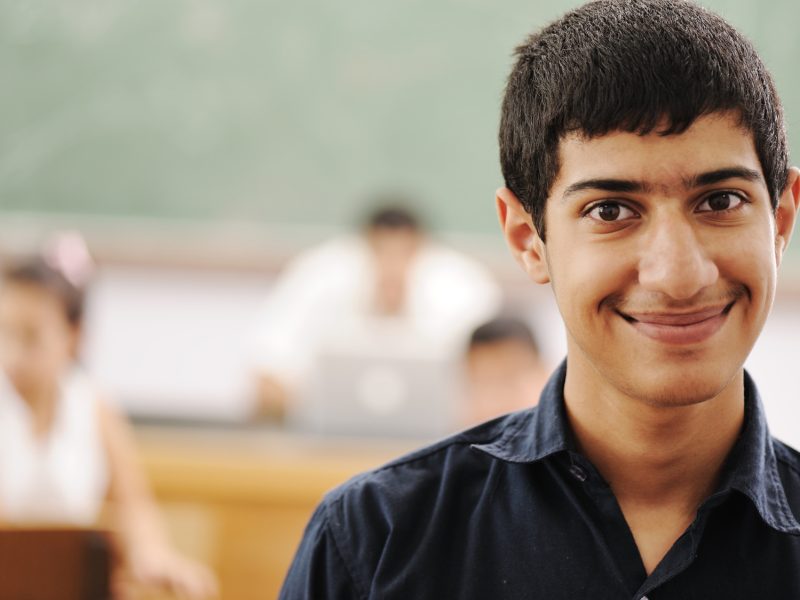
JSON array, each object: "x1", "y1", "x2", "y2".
[
  {"x1": 598, "y1": 204, "x2": 620, "y2": 221},
  {"x1": 587, "y1": 202, "x2": 636, "y2": 222},
  {"x1": 697, "y1": 192, "x2": 744, "y2": 212}
]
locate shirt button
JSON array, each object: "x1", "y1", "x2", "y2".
[{"x1": 569, "y1": 464, "x2": 587, "y2": 481}]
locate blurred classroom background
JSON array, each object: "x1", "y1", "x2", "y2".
[{"x1": 1, "y1": 0, "x2": 799, "y2": 598}]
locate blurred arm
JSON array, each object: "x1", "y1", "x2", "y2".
[
  {"x1": 97, "y1": 397, "x2": 218, "y2": 599},
  {"x1": 250, "y1": 242, "x2": 351, "y2": 420}
]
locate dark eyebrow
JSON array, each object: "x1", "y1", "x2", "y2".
[
  {"x1": 561, "y1": 166, "x2": 764, "y2": 203},
  {"x1": 561, "y1": 178, "x2": 649, "y2": 201},
  {"x1": 686, "y1": 167, "x2": 763, "y2": 188}
]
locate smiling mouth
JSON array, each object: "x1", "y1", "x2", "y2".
[{"x1": 616, "y1": 301, "x2": 736, "y2": 345}]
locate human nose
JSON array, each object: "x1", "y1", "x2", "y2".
[{"x1": 637, "y1": 212, "x2": 719, "y2": 300}]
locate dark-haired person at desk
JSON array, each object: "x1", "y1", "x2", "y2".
[
  {"x1": 461, "y1": 317, "x2": 550, "y2": 427},
  {"x1": 281, "y1": 1, "x2": 800, "y2": 598}
]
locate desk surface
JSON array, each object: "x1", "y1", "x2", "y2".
[
  {"x1": 134, "y1": 424, "x2": 427, "y2": 600},
  {"x1": 136, "y1": 424, "x2": 427, "y2": 500}
]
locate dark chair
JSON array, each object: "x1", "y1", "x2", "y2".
[{"x1": 0, "y1": 528, "x2": 113, "y2": 600}]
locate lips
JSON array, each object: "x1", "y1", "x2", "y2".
[{"x1": 618, "y1": 302, "x2": 735, "y2": 345}]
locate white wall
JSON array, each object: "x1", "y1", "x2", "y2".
[{"x1": 81, "y1": 265, "x2": 800, "y2": 448}]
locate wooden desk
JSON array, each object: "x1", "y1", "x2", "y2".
[
  {"x1": 0, "y1": 528, "x2": 111, "y2": 600},
  {"x1": 134, "y1": 426, "x2": 422, "y2": 600}
]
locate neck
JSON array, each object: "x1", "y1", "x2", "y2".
[
  {"x1": 17, "y1": 380, "x2": 60, "y2": 439},
  {"x1": 563, "y1": 358, "x2": 744, "y2": 512}
]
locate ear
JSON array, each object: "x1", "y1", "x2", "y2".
[
  {"x1": 496, "y1": 187, "x2": 550, "y2": 284},
  {"x1": 775, "y1": 166, "x2": 800, "y2": 267}
]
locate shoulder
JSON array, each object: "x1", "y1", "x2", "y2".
[
  {"x1": 412, "y1": 244, "x2": 501, "y2": 314},
  {"x1": 774, "y1": 438, "x2": 800, "y2": 477},
  {"x1": 314, "y1": 413, "x2": 522, "y2": 559},
  {"x1": 280, "y1": 401, "x2": 556, "y2": 596},
  {"x1": 62, "y1": 372, "x2": 124, "y2": 448},
  {"x1": 61, "y1": 369, "x2": 111, "y2": 414},
  {"x1": 416, "y1": 243, "x2": 495, "y2": 282},
  {"x1": 329, "y1": 411, "x2": 518, "y2": 499},
  {"x1": 266, "y1": 237, "x2": 367, "y2": 305},
  {"x1": 284, "y1": 237, "x2": 366, "y2": 275}
]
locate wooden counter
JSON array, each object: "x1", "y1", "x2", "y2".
[{"x1": 134, "y1": 425, "x2": 424, "y2": 600}]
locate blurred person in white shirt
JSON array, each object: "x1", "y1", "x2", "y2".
[{"x1": 251, "y1": 203, "x2": 502, "y2": 421}]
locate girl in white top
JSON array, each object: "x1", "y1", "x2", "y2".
[{"x1": 0, "y1": 241, "x2": 217, "y2": 600}]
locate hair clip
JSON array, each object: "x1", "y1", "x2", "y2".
[{"x1": 42, "y1": 231, "x2": 95, "y2": 288}]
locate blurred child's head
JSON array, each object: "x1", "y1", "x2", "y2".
[
  {"x1": 0, "y1": 256, "x2": 86, "y2": 398},
  {"x1": 463, "y1": 317, "x2": 548, "y2": 426}
]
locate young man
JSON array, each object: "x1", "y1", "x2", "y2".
[{"x1": 280, "y1": 1, "x2": 800, "y2": 597}]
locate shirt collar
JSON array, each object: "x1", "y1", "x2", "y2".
[
  {"x1": 471, "y1": 360, "x2": 572, "y2": 463},
  {"x1": 472, "y1": 360, "x2": 800, "y2": 535},
  {"x1": 712, "y1": 370, "x2": 800, "y2": 534}
]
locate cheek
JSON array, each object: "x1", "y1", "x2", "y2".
[
  {"x1": 714, "y1": 224, "x2": 777, "y2": 307},
  {"x1": 0, "y1": 339, "x2": 52, "y2": 390},
  {"x1": 548, "y1": 240, "x2": 633, "y2": 327},
  {"x1": 22, "y1": 331, "x2": 74, "y2": 379},
  {"x1": 46, "y1": 331, "x2": 75, "y2": 365},
  {"x1": 712, "y1": 215, "x2": 777, "y2": 288}
]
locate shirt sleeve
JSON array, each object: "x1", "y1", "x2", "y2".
[
  {"x1": 250, "y1": 238, "x2": 365, "y2": 386},
  {"x1": 408, "y1": 246, "x2": 502, "y2": 349},
  {"x1": 250, "y1": 265, "x2": 320, "y2": 384},
  {"x1": 279, "y1": 501, "x2": 365, "y2": 600}
]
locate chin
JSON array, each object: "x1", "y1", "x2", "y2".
[{"x1": 615, "y1": 363, "x2": 742, "y2": 408}]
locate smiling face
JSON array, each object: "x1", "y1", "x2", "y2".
[{"x1": 498, "y1": 112, "x2": 799, "y2": 407}]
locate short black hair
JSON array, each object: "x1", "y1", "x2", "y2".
[
  {"x1": 2, "y1": 257, "x2": 85, "y2": 327},
  {"x1": 499, "y1": 0, "x2": 789, "y2": 240},
  {"x1": 363, "y1": 203, "x2": 422, "y2": 233},
  {"x1": 468, "y1": 317, "x2": 539, "y2": 357}
]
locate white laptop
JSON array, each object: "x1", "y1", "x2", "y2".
[{"x1": 289, "y1": 321, "x2": 461, "y2": 439}]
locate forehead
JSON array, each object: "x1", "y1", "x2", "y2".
[
  {"x1": 468, "y1": 339, "x2": 537, "y2": 360},
  {"x1": 367, "y1": 226, "x2": 421, "y2": 247},
  {"x1": 553, "y1": 112, "x2": 764, "y2": 194}
]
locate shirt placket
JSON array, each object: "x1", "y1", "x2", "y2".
[
  {"x1": 564, "y1": 452, "x2": 714, "y2": 600},
  {"x1": 563, "y1": 452, "x2": 648, "y2": 597}
]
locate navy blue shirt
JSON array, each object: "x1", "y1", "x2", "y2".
[{"x1": 280, "y1": 363, "x2": 800, "y2": 599}]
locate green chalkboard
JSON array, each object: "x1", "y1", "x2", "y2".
[{"x1": 0, "y1": 0, "x2": 797, "y2": 234}]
